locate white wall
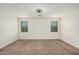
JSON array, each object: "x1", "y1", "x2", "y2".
[
  {"x1": 0, "y1": 15, "x2": 18, "y2": 49},
  {"x1": 19, "y1": 17, "x2": 60, "y2": 39},
  {"x1": 61, "y1": 11, "x2": 79, "y2": 48}
]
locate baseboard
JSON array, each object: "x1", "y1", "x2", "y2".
[
  {"x1": 19, "y1": 39, "x2": 60, "y2": 40},
  {"x1": 0, "y1": 39, "x2": 18, "y2": 49},
  {"x1": 61, "y1": 39, "x2": 79, "y2": 49}
]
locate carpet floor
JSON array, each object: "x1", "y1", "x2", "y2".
[{"x1": 0, "y1": 39, "x2": 79, "y2": 55}]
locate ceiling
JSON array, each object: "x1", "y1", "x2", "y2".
[{"x1": 0, "y1": 3, "x2": 79, "y2": 18}]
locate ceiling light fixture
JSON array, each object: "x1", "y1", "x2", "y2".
[
  {"x1": 36, "y1": 9, "x2": 43, "y2": 16},
  {"x1": 36, "y1": 9, "x2": 42, "y2": 13}
]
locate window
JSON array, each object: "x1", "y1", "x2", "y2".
[
  {"x1": 21, "y1": 21, "x2": 28, "y2": 32},
  {"x1": 51, "y1": 21, "x2": 58, "y2": 32}
]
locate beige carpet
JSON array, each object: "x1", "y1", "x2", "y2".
[{"x1": 0, "y1": 39, "x2": 79, "y2": 55}]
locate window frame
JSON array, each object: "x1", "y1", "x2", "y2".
[
  {"x1": 51, "y1": 21, "x2": 58, "y2": 32},
  {"x1": 21, "y1": 21, "x2": 28, "y2": 32}
]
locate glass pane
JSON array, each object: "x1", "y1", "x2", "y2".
[
  {"x1": 21, "y1": 21, "x2": 28, "y2": 32},
  {"x1": 51, "y1": 21, "x2": 58, "y2": 32}
]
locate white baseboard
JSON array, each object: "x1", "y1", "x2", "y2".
[{"x1": 0, "y1": 38, "x2": 18, "y2": 49}]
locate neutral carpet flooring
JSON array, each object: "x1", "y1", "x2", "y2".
[{"x1": 0, "y1": 39, "x2": 79, "y2": 55}]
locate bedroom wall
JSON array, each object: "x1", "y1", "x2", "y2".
[
  {"x1": 0, "y1": 15, "x2": 18, "y2": 49},
  {"x1": 19, "y1": 17, "x2": 60, "y2": 39},
  {"x1": 61, "y1": 11, "x2": 79, "y2": 49}
]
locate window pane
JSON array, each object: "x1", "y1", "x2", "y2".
[
  {"x1": 21, "y1": 21, "x2": 28, "y2": 32},
  {"x1": 51, "y1": 21, "x2": 58, "y2": 32}
]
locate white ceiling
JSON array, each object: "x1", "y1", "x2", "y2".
[{"x1": 0, "y1": 3, "x2": 79, "y2": 18}]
